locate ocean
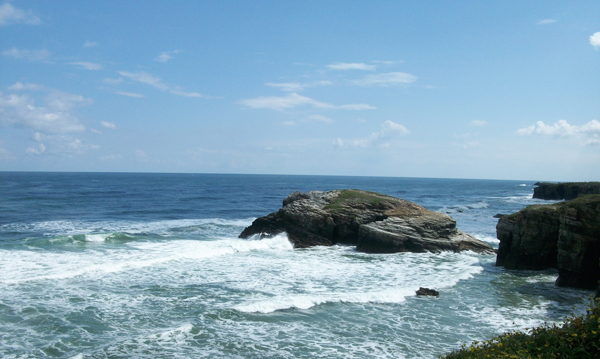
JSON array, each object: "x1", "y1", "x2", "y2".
[{"x1": 0, "y1": 172, "x2": 592, "y2": 358}]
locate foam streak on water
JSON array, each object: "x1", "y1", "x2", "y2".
[{"x1": 0, "y1": 173, "x2": 592, "y2": 358}]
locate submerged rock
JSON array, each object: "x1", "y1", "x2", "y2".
[
  {"x1": 416, "y1": 287, "x2": 439, "y2": 297},
  {"x1": 496, "y1": 194, "x2": 600, "y2": 289},
  {"x1": 239, "y1": 189, "x2": 494, "y2": 254}
]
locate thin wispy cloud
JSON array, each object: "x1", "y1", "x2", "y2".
[
  {"x1": 517, "y1": 119, "x2": 600, "y2": 145},
  {"x1": 100, "y1": 121, "x2": 116, "y2": 129},
  {"x1": 118, "y1": 70, "x2": 206, "y2": 98},
  {"x1": 0, "y1": 3, "x2": 41, "y2": 26},
  {"x1": 334, "y1": 120, "x2": 409, "y2": 148},
  {"x1": 239, "y1": 93, "x2": 375, "y2": 111},
  {"x1": 537, "y1": 19, "x2": 556, "y2": 25},
  {"x1": 70, "y1": 62, "x2": 103, "y2": 70},
  {"x1": 470, "y1": 120, "x2": 488, "y2": 126},
  {"x1": 354, "y1": 72, "x2": 417, "y2": 86},
  {"x1": 2, "y1": 48, "x2": 50, "y2": 61},
  {"x1": 591, "y1": 32, "x2": 600, "y2": 49},
  {"x1": 266, "y1": 80, "x2": 332, "y2": 92},
  {"x1": 8, "y1": 82, "x2": 44, "y2": 91},
  {"x1": 327, "y1": 62, "x2": 376, "y2": 71},
  {"x1": 155, "y1": 50, "x2": 179, "y2": 63},
  {"x1": 83, "y1": 41, "x2": 98, "y2": 48},
  {"x1": 307, "y1": 114, "x2": 333, "y2": 123},
  {"x1": 114, "y1": 90, "x2": 144, "y2": 98}
]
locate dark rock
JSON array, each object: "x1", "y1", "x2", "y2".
[
  {"x1": 496, "y1": 195, "x2": 600, "y2": 289},
  {"x1": 493, "y1": 214, "x2": 506, "y2": 219},
  {"x1": 240, "y1": 189, "x2": 494, "y2": 254},
  {"x1": 416, "y1": 287, "x2": 439, "y2": 297},
  {"x1": 533, "y1": 182, "x2": 600, "y2": 200}
]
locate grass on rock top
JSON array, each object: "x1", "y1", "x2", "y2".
[{"x1": 324, "y1": 189, "x2": 391, "y2": 211}]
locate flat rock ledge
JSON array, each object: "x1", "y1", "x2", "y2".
[{"x1": 239, "y1": 189, "x2": 494, "y2": 254}]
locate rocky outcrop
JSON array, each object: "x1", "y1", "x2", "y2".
[
  {"x1": 496, "y1": 195, "x2": 600, "y2": 289},
  {"x1": 416, "y1": 287, "x2": 439, "y2": 297},
  {"x1": 533, "y1": 182, "x2": 600, "y2": 200},
  {"x1": 240, "y1": 189, "x2": 494, "y2": 254}
]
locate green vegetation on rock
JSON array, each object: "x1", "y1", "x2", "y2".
[
  {"x1": 324, "y1": 189, "x2": 390, "y2": 211},
  {"x1": 440, "y1": 297, "x2": 600, "y2": 359}
]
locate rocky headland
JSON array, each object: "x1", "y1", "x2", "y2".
[
  {"x1": 533, "y1": 181, "x2": 600, "y2": 200},
  {"x1": 239, "y1": 189, "x2": 494, "y2": 254},
  {"x1": 496, "y1": 194, "x2": 600, "y2": 289}
]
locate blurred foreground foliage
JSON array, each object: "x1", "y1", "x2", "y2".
[{"x1": 440, "y1": 296, "x2": 600, "y2": 359}]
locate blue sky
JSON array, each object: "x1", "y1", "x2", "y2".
[{"x1": 1, "y1": 1, "x2": 599, "y2": 180}]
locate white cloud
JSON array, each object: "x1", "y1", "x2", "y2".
[
  {"x1": 170, "y1": 90, "x2": 204, "y2": 97},
  {"x1": 70, "y1": 62, "x2": 103, "y2": 70},
  {"x1": 156, "y1": 50, "x2": 179, "y2": 63},
  {"x1": 335, "y1": 120, "x2": 409, "y2": 148},
  {"x1": 100, "y1": 121, "x2": 116, "y2": 129},
  {"x1": 83, "y1": 41, "x2": 98, "y2": 48},
  {"x1": 118, "y1": 70, "x2": 206, "y2": 98},
  {"x1": 100, "y1": 154, "x2": 122, "y2": 161},
  {"x1": 90, "y1": 128, "x2": 102, "y2": 134},
  {"x1": 26, "y1": 143, "x2": 46, "y2": 155},
  {"x1": 354, "y1": 72, "x2": 417, "y2": 86},
  {"x1": 0, "y1": 3, "x2": 40, "y2": 26},
  {"x1": 281, "y1": 121, "x2": 296, "y2": 126},
  {"x1": 2, "y1": 48, "x2": 50, "y2": 61},
  {"x1": 266, "y1": 81, "x2": 333, "y2": 92},
  {"x1": 8, "y1": 82, "x2": 44, "y2": 91},
  {"x1": 135, "y1": 149, "x2": 148, "y2": 161},
  {"x1": 327, "y1": 62, "x2": 376, "y2": 71},
  {"x1": 591, "y1": 32, "x2": 600, "y2": 49},
  {"x1": 307, "y1": 114, "x2": 333, "y2": 123},
  {"x1": 0, "y1": 89, "x2": 90, "y2": 134},
  {"x1": 537, "y1": 19, "x2": 556, "y2": 25},
  {"x1": 470, "y1": 120, "x2": 488, "y2": 126},
  {"x1": 517, "y1": 119, "x2": 600, "y2": 145},
  {"x1": 239, "y1": 93, "x2": 375, "y2": 111},
  {"x1": 119, "y1": 71, "x2": 169, "y2": 91},
  {"x1": 25, "y1": 132, "x2": 98, "y2": 156},
  {"x1": 114, "y1": 90, "x2": 144, "y2": 98}
]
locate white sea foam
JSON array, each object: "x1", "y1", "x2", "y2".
[
  {"x1": 0, "y1": 234, "x2": 292, "y2": 284},
  {"x1": 438, "y1": 201, "x2": 488, "y2": 214},
  {"x1": 0, "y1": 217, "x2": 255, "y2": 238}
]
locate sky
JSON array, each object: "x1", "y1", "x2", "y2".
[{"x1": 1, "y1": 1, "x2": 599, "y2": 181}]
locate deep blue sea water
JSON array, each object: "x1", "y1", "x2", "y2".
[{"x1": 0, "y1": 172, "x2": 592, "y2": 358}]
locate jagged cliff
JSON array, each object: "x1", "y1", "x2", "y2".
[
  {"x1": 533, "y1": 182, "x2": 600, "y2": 200},
  {"x1": 496, "y1": 194, "x2": 600, "y2": 289}
]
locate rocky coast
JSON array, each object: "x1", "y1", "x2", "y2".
[
  {"x1": 240, "y1": 189, "x2": 494, "y2": 254},
  {"x1": 496, "y1": 194, "x2": 600, "y2": 289}
]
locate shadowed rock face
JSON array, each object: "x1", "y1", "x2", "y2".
[
  {"x1": 533, "y1": 182, "x2": 600, "y2": 200},
  {"x1": 239, "y1": 189, "x2": 494, "y2": 254},
  {"x1": 496, "y1": 195, "x2": 600, "y2": 289}
]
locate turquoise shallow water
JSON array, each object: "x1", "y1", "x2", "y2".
[{"x1": 0, "y1": 173, "x2": 592, "y2": 358}]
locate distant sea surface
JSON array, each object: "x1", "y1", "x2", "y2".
[{"x1": 0, "y1": 172, "x2": 592, "y2": 358}]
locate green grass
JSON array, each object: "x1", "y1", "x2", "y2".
[
  {"x1": 440, "y1": 297, "x2": 600, "y2": 359},
  {"x1": 324, "y1": 189, "x2": 390, "y2": 211}
]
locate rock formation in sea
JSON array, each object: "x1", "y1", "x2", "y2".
[
  {"x1": 533, "y1": 182, "x2": 600, "y2": 200},
  {"x1": 496, "y1": 194, "x2": 600, "y2": 289},
  {"x1": 239, "y1": 189, "x2": 494, "y2": 254},
  {"x1": 416, "y1": 287, "x2": 439, "y2": 297}
]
